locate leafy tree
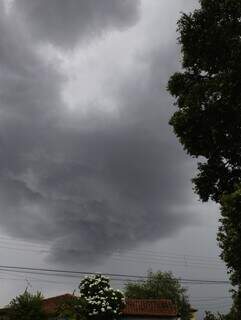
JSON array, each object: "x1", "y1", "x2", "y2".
[
  {"x1": 204, "y1": 310, "x2": 236, "y2": 320},
  {"x1": 168, "y1": 0, "x2": 241, "y2": 202},
  {"x1": 167, "y1": 0, "x2": 241, "y2": 315},
  {"x1": 57, "y1": 294, "x2": 87, "y2": 320},
  {"x1": 204, "y1": 311, "x2": 225, "y2": 320},
  {"x1": 59, "y1": 274, "x2": 124, "y2": 320},
  {"x1": 8, "y1": 290, "x2": 46, "y2": 320},
  {"x1": 218, "y1": 190, "x2": 241, "y2": 318},
  {"x1": 124, "y1": 271, "x2": 191, "y2": 320}
]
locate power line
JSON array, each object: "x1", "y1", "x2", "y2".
[
  {"x1": 0, "y1": 243, "x2": 226, "y2": 270},
  {"x1": 0, "y1": 248, "x2": 225, "y2": 270},
  {"x1": 0, "y1": 236, "x2": 224, "y2": 263},
  {"x1": 107, "y1": 256, "x2": 225, "y2": 270},
  {"x1": 0, "y1": 251, "x2": 226, "y2": 271},
  {"x1": 0, "y1": 265, "x2": 230, "y2": 285}
]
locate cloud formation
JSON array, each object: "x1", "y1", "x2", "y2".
[
  {"x1": 12, "y1": 0, "x2": 140, "y2": 48},
  {"x1": 0, "y1": 1, "x2": 197, "y2": 265}
]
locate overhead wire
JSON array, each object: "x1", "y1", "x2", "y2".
[
  {"x1": 0, "y1": 239, "x2": 226, "y2": 271},
  {"x1": 0, "y1": 236, "x2": 224, "y2": 263},
  {"x1": 0, "y1": 265, "x2": 230, "y2": 285}
]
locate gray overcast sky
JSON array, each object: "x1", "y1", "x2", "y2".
[{"x1": 0, "y1": 1, "x2": 231, "y2": 319}]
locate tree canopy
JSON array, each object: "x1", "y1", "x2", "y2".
[
  {"x1": 204, "y1": 311, "x2": 225, "y2": 320},
  {"x1": 204, "y1": 310, "x2": 236, "y2": 320},
  {"x1": 8, "y1": 290, "x2": 46, "y2": 320},
  {"x1": 168, "y1": 0, "x2": 241, "y2": 203},
  {"x1": 124, "y1": 271, "x2": 191, "y2": 320},
  {"x1": 167, "y1": 0, "x2": 241, "y2": 316}
]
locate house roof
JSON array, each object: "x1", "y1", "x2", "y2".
[
  {"x1": 122, "y1": 299, "x2": 178, "y2": 317},
  {"x1": 0, "y1": 294, "x2": 74, "y2": 316},
  {"x1": 0, "y1": 292, "x2": 179, "y2": 318},
  {"x1": 42, "y1": 293, "x2": 73, "y2": 314},
  {"x1": 42, "y1": 295, "x2": 178, "y2": 317}
]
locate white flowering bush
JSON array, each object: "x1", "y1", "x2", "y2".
[{"x1": 79, "y1": 274, "x2": 125, "y2": 320}]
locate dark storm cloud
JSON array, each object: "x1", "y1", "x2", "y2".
[
  {"x1": 0, "y1": 1, "x2": 196, "y2": 265},
  {"x1": 12, "y1": 0, "x2": 140, "y2": 48}
]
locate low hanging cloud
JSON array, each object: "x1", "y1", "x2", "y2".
[
  {"x1": 12, "y1": 0, "x2": 140, "y2": 48},
  {"x1": 0, "y1": 1, "x2": 198, "y2": 265}
]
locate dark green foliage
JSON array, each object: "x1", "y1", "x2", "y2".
[
  {"x1": 204, "y1": 311, "x2": 226, "y2": 320},
  {"x1": 218, "y1": 189, "x2": 241, "y2": 317},
  {"x1": 203, "y1": 310, "x2": 237, "y2": 320},
  {"x1": 168, "y1": 0, "x2": 241, "y2": 202},
  {"x1": 124, "y1": 271, "x2": 191, "y2": 320},
  {"x1": 57, "y1": 295, "x2": 87, "y2": 320},
  {"x1": 218, "y1": 189, "x2": 241, "y2": 286},
  {"x1": 168, "y1": 0, "x2": 241, "y2": 315},
  {"x1": 8, "y1": 290, "x2": 46, "y2": 320}
]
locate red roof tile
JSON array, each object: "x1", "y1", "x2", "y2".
[
  {"x1": 42, "y1": 294, "x2": 73, "y2": 314},
  {"x1": 42, "y1": 295, "x2": 178, "y2": 318},
  {"x1": 122, "y1": 299, "x2": 178, "y2": 317}
]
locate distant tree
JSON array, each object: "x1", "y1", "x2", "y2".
[
  {"x1": 167, "y1": 0, "x2": 241, "y2": 315},
  {"x1": 8, "y1": 290, "x2": 46, "y2": 320},
  {"x1": 58, "y1": 274, "x2": 124, "y2": 320},
  {"x1": 124, "y1": 270, "x2": 191, "y2": 320}
]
